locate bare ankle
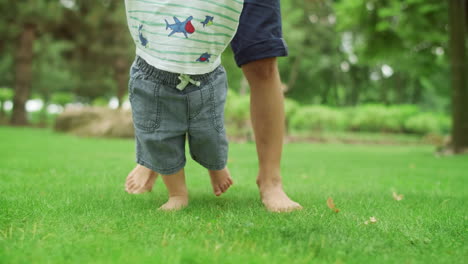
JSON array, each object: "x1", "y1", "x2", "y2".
[
  {"x1": 257, "y1": 168, "x2": 282, "y2": 187},
  {"x1": 168, "y1": 192, "x2": 188, "y2": 198},
  {"x1": 257, "y1": 177, "x2": 281, "y2": 187}
]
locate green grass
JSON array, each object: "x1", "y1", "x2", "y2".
[{"x1": 1, "y1": 127, "x2": 467, "y2": 263}]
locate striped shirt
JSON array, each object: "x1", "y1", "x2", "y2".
[{"x1": 124, "y1": 0, "x2": 244, "y2": 75}]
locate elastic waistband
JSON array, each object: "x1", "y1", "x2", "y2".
[{"x1": 135, "y1": 56, "x2": 220, "y2": 86}]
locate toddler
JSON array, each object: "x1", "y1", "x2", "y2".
[{"x1": 124, "y1": 0, "x2": 243, "y2": 210}]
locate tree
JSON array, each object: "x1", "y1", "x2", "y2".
[
  {"x1": 55, "y1": 0, "x2": 133, "y2": 105},
  {"x1": 12, "y1": 22, "x2": 36, "y2": 125},
  {"x1": 280, "y1": 0, "x2": 348, "y2": 105},
  {"x1": 448, "y1": 0, "x2": 468, "y2": 153},
  {"x1": 334, "y1": 0, "x2": 450, "y2": 108},
  {"x1": 0, "y1": 0, "x2": 65, "y2": 125},
  {"x1": 106, "y1": 1, "x2": 135, "y2": 108},
  {"x1": 33, "y1": 35, "x2": 76, "y2": 125}
]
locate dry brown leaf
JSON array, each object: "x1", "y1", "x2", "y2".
[
  {"x1": 392, "y1": 191, "x2": 404, "y2": 201},
  {"x1": 326, "y1": 197, "x2": 340, "y2": 213},
  {"x1": 364, "y1": 216, "x2": 377, "y2": 225}
]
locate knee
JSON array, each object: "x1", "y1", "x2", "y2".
[{"x1": 242, "y1": 57, "x2": 279, "y2": 81}]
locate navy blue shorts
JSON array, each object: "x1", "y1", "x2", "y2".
[{"x1": 231, "y1": 0, "x2": 288, "y2": 67}]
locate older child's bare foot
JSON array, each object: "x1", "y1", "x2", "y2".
[
  {"x1": 159, "y1": 195, "x2": 189, "y2": 211},
  {"x1": 209, "y1": 167, "x2": 233, "y2": 196},
  {"x1": 258, "y1": 176, "x2": 302, "y2": 213},
  {"x1": 125, "y1": 164, "x2": 158, "y2": 194},
  {"x1": 159, "y1": 169, "x2": 189, "y2": 211}
]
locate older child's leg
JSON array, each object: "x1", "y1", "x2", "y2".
[
  {"x1": 125, "y1": 164, "x2": 158, "y2": 194},
  {"x1": 242, "y1": 58, "x2": 302, "y2": 212},
  {"x1": 159, "y1": 168, "x2": 189, "y2": 211},
  {"x1": 231, "y1": 0, "x2": 302, "y2": 212},
  {"x1": 209, "y1": 167, "x2": 233, "y2": 196}
]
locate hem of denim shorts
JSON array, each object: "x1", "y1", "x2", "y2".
[
  {"x1": 136, "y1": 157, "x2": 186, "y2": 176},
  {"x1": 234, "y1": 38, "x2": 288, "y2": 67},
  {"x1": 192, "y1": 157, "x2": 227, "y2": 171}
]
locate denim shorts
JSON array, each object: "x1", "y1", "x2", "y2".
[
  {"x1": 128, "y1": 56, "x2": 229, "y2": 175},
  {"x1": 231, "y1": 0, "x2": 288, "y2": 67}
]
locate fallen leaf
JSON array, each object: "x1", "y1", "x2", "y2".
[
  {"x1": 392, "y1": 191, "x2": 404, "y2": 201},
  {"x1": 364, "y1": 216, "x2": 377, "y2": 225},
  {"x1": 326, "y1": 197, "x2": 340, "y2": 213}
]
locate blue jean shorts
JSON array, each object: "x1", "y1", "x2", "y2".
[
  {"x1": 128, "y1": 56, "x2": 229, "y2": 175},
  {"x1": 231, "y1": 0, "x2": 288, "y2": 66}
]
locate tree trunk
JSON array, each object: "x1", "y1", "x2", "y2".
[
  {"x1": 379, "y1": 79, "x2": 389, "y2": 105},
  {"x1": 11, "y1": 23, "x2": 36, "y2": 126},
  {"x1": 394, "y1": 73, "x2": 405, "y2": 104},
  {"x1": 114, "y1": 56, "x2": 128, "y2": 108},
  {"x1": 347, "y1": 66, "x2": 362, "y2": 106},
  {"x1": 0, "y1": 100, "x2": 5, "y2": 119},
  {"x1": 411, "y1": 79, "x2": 422, "y2": 104},
  {"x1": 449, "y1": 0, "x2": 468, "y2": 153}
]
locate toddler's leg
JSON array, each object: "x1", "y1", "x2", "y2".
[
  {"x1": 125, "y1": 164, "x2": 158, "y2": 194},
  {"x1": 209, "y1": 167, "x2": 233, "y2": 196},
  {"x1": 159, "y1": 168, "x2": 189, "y2": 211}
]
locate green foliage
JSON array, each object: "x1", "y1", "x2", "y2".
[
  {"x1": 349, "y1": 104, "x2": 387, "y2": 132},
  {"x1": 404, "y1": 113, "x2": 451, "y2": 134},
  {"x1": 286, "y1": 101, "x2": 450, "y2": 135},
  {"x1": 92, "y1": 97, "x2": 109, "y2": 107},
  {"x1": 33, "y1": 34, "x2": 77, "y2": 102},
  {"x1": 0, "y1": 53, "x2": 14, "y2": 87},
  {"x1": 333, "y1": 0, "x2": 449, "y2": 109},
  {"x1": 284, "y1": 98, "x2": 300, "y2": 133},
  {"x1": 0, "y1": 0, "x2": 458, "y2": 132},
  {"x1": 51, "y1": 92, "x2": 74, "y2": 107},
  {"x1": 284, "y1": 98, "x2": 300, "y2": 118},
  {"x1": 224, "y1": 91, "x2": 252, "y2": 138},
  {"x1": 27, "y1": 111, "x2": 59, "y2": 126},
  {"x1": 225, "y1": 91, "x2": 250, "y2": 125},
  {"x1": 348, "y1": 104, "x2": 419, "y2": 133},
  {"x1": 221, "y1": 49, "x2": 244, "y2": 93},
  {"x1": 0, "y1": 87, "x2": 13, "y2": 119},
  {"x1": 0, "y1": 87, "x2": 13, "y2": 102},
  {"x1": 290, "y1": 105, "x2": 347, "y2": 132}
]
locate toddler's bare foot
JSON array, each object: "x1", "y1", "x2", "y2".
[
  {"x1": 125, "y1": 164, "x2": 158, "y2": 194},
  {"x1": 258, "y1": 177, "x2": 302, "y2": 213},
  {"x1": 159, "y1": 169, "x2": 189, "y2": 211},
  {"x1": 209, "y1": 167, "x2": 233, "y2": 196},
  {"x1": 159, "y1": 195, "x2": 189, "y2": 211}
]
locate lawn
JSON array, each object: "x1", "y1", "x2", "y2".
[{"x1": 0, "y1": 127, "x2": 466, "y2": 263}]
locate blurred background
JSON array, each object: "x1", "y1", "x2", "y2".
[{"x1": 1, "y1": 0, "x2": 467, "y2": 152}]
